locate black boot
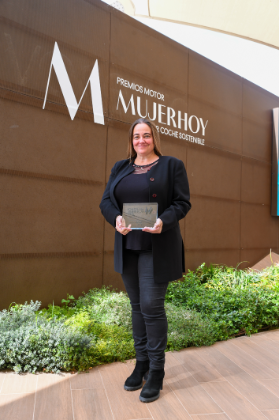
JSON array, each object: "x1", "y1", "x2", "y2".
[
  {"x1": 139, "y1": 369, "x2": 165, "y2": 402},
  {"x1": 124, "y1": 360, "x2": 150, "y2": 391}
]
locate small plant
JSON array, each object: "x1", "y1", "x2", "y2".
[{"x1": 61, "y1": 294, "x2": 76, "y2": 307}]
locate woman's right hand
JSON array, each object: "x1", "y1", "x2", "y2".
[{"x1": 115, "y1": 215, "x2": 132, "y2": 235}]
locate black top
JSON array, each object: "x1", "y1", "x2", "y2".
[{"x1": 114, "y1": 172, "x2": 152, "y2": 250}]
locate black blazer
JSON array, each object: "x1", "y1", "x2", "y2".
[{"x1": 99, "y1": 156, "x2": 191, "y2": 283}]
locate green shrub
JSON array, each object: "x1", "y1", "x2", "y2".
[
  {"x1": 1, "y1": 263, "x2": 279, "y2": 374},
  {"x1": 166, "y1": 263, "x2": 279, "y2": 339},
  {"x1": 166, "y1": 303, "x2": 217, "y2": 349},
  {"x1": 65, "y1": 311, "x2": 135, "y2": 364},
  {"x1": 76, "y1": 288, "x2": 132, "y2": 331},
  {"x1": 0, "y1": 301, "x2": 94, "y2": 373}
]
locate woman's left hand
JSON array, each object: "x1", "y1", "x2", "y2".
[{"x1": 142, "y1": 218, "x2": 163, "y2": 234}]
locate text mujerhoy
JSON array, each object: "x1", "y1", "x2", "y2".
[{"x1": 116, "y1": 90, "x2": 208, "y2": 137}]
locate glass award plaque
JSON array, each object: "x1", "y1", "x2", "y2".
[{"x1": 122, "y1": 203, "x2": 158, "y2": 229}]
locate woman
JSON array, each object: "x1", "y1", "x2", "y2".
[{"x1": 100, "y1": 118, "x2": 191, "y2": 403}]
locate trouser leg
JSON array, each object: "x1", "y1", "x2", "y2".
[
  {"x1": 138, "y1": 251, "x2": 168, "y2": 371},
  {"x1": 122, "y1": 250, "x2": 148, "y2": 361}
]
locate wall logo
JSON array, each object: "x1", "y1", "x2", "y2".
[
  {"x1": 42, "y1": 43, "x2": 207, "y2": 146},
  {"x1": 43, "y1": 42, "x2": 104, "y2": 125}
]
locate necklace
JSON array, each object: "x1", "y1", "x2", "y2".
[{"x1": 133, "y1": 160, "x2": 159, "y2": 170}]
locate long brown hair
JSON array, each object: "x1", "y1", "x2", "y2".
[{"x1": 127, "y1": 118, "x2": 162, "y2": 161}]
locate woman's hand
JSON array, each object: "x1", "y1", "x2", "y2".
[
  {"x1": 142, "y1": 218, "x2": 163, "y2": 234},
  {"x1": 115, "y1": 215, "x2": 132, "y2": 235}
]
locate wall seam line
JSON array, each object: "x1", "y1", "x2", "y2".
[{"x1": 101, "y1": 9, "x2": 112, "y2": 287}]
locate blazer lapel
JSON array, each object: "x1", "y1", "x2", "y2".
[{"x1": 110, "y1": 163, "x2": 134, "y2": 208}]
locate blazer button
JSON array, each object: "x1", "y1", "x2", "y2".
[
  {"x1": 152, "y1": 194, "x2": 157, "y2": 198},
  {"x1": 150, "y1": 177, "x2": 154, "y2": 181}
]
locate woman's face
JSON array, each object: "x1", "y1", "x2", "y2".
[{"x1": 132, "y1": 123, "x2": 155, "y2": 157}]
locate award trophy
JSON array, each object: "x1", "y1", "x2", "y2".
[{"x1": 122, "y1": 203, "x2": 158, "y2": 229}]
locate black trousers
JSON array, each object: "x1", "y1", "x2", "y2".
[{"x1": 121, "y1": 249, "x2": 168, "y2": 370}]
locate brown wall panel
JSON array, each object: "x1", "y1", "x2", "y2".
[
  {"x1": 103, "y1": 253, "x2": 125, "y2": 292},
  {"x1": 102, "y1": 221, "x2": 126, "y2": 290},
  {"x1": 110, "y1": 13, "x2": 189, "y2": 93},
  {"x1": 186, "y1": 249, "x2": 241, "y2": 272},
  {"x1": 189, "y1": 51, "x2": 242, "y2": 116},
  {"x1": 0, "y1": 176, "x2": 104, "y2": 254},
  {"x1": 0, "y1": 100, "x2": 107, "y2": 181},
  {"x1": 160, "y1": 135, "x2": 187, "y2": 163},
  {"x1": 243, "y1": 80, "x2": 279, "y2": 126},
  {"x1": 242, "y1": 119, "x2": 272, "y2": 163},
  {"x1": 179, "y1": 218, "x2": 186, "y2": 244},
  {"x1": 240, "y1": 248, "x2": 273, "y2": 270},
  {"x1": 106, "y1": 121, "x2": 130, "y2": 182},
  {"x1": 187, "y1": 147, "x2": 241, "y2": 200},
  {"x1": 188, "y1": 96, "x2": 242, "y2": 154},
  {"x1": 0, "y1": 255, "x2": 103, "y2": 309},
  {"x1": 185, "y1": 197, "x2": 240, "y2": 250},
  {"x1": 0, "y1": 0, "x2": 110, "y2": 59},
  {"x1": 241, "y1": 204, "x2": 278, "y2": 249},
  {"x1": 241, "y1": 158, "x2": 271, "y2": 205},
  {"x1": 103, "y1": 220, "x2": 115, "y2": 254}
]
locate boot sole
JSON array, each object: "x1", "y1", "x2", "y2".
[
  {"x1": 139, "y1": 391, "x2": 160, "y2": 403},
  {"x1": 124, "y1": 381, "x2": 143, "y2": 391}
]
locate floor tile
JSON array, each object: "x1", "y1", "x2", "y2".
[
  {"x1": 201, "y1": 381, "x2": 267, "y2": 420},
  {"x1": 147, "y1": 382, "x2": 192, "y2": 420},
  {"x1": 70, "y1": 367, "x2": 103, "y2": 390},
  {"x1": 72, "y1": 388, "x2": 113, "y2": 420},
  {"x1": 261, "y1": 410, "x2": 279, "y2": 420},
  {"x1": 99, "y1": 362, "x2": 152, "y2": 420},
  {"x1": 213, "y1": 340, "x2": 279, "y2": 380},
  {"x1": 229, "y1": 338, "x2": 279, "y2": 376},
  {"x1": 165, "y1": 353, "x2": 222, "y2": 415},
  {"x1": 249, "y1": 332, "x2": 277, "y2": 344},
  {"x1": 164, "y1": 350, "x2": 189, "y2": 381},
  {"x1": 268, "y1": 331, "x2": 279, "y2": 341},
  {"x1": 259, "y1": 330, "x2": 279, "y2": 339},
  {"x1": 0, "y1": 373, "x2": 6, "y2": 392},
  {"x1": 249, "y1": 335, "x2": 279, "y2": 355},
  {"x1": 1, "y1": 373, "x2": 37, "y2": 394},
  {"x1": 191, "y1": 414, "x2": 230, "y2": 420},
  {"x1": 173, "y1": 348, "x2": 225, "y2": 383},
  {"x1": 199, "y1": 346, "x2": 279, "y2": 410},
  {"x1": 34, "y1": 374, "x2": 72, "y2": 420},
  {"x1": 0, "y1": 393, "x2": 35, "y2": 420},
  {"x1": 259, "y1": 379, "x2": 279, "y2": 398}
]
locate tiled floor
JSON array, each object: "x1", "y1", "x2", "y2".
[{"x1": 1, "y1": 330, "x2": 279, "y2": 420}]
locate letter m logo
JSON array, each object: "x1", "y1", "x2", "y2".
[{"x1": 43, "y1": 42, "x2": 104, "y2": 125}]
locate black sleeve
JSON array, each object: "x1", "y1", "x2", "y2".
[
  {"x1": 159, "y1": 159, "x2": 191, "y2": 232},
  {"x1": 99, "y1": 163, "x2": 121, "y2": 227}
]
